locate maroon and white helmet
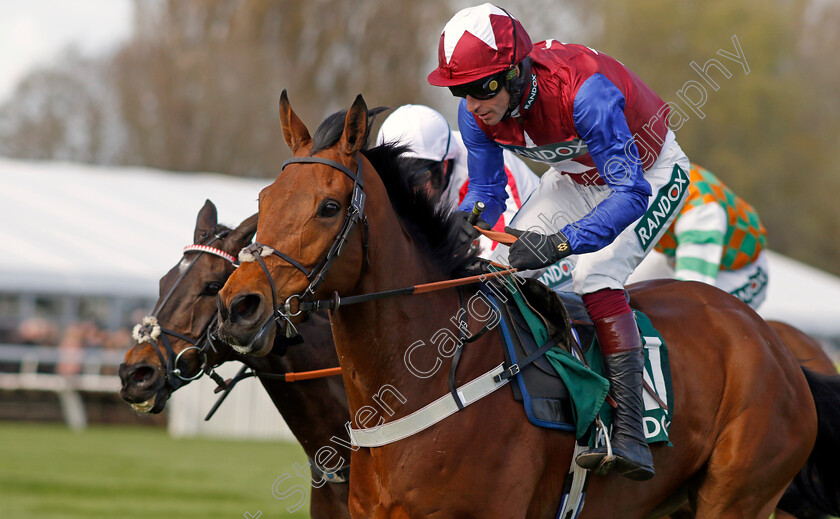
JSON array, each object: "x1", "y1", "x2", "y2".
[{"x1": 427, "y1": 3, "x2": 532, "y2": 87}]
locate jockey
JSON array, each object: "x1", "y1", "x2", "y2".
[
  {"x1": 628, "y1": 164, "x2": 769, "y2": 309},
  {"x1": 375, "y1": 104, "x2": 540, "y2": 257},
  {"x1": 428, "y1": 3, "x2": 692, "y2": 480}
]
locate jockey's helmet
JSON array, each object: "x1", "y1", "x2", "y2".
[
  {"x1": 375, "y1": 105, "x2": 457, "y2": 163},
  {"x1": 427, "y1": 4, "x2": 532, "y2": 111}
]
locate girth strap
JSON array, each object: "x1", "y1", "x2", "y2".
[{"x1": 348, "y1": 363, "x2": 509, "y2": 448}]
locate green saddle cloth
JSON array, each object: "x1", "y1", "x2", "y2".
[
  {"x1": 489, "y1": 267, "x2": 673, "y2": 444},
  {"x1": 546, "y1": 311, "x2": 674, "y2": 444},
  {"x1": 544, "y1": 346, "x2": 610, "y2": 439}
]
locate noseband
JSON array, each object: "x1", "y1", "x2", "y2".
[
  {"x1": 133, "y1": 232, "x2": 237, "y2": 390},
  {"x1": 240, "y1": 154, "x2": 369, "y2": 337}
]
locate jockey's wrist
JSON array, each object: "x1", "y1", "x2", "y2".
[
  {"x1": 547, "y1": 230, "x2": 572, "y2": 259},
  {"x1": 505, "y1": 227, "x2": 572, "y2": 270}
]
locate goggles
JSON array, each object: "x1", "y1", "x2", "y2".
[{"x1": 448, "y1": 71, "x2": 507, "y2": 100}]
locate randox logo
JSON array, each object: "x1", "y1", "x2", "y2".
[
  {"x1": 522, "y1": 73, "x2": 538, "y2": 111},
  {"x1": 537, "y1": 258, "x2": 575, "y2": 290},
  {"x1": 634, "y1": 164, "x2": 689, "y2": 249},
  {"x1": 500, "y1": 138, "x2": 589, "y2": 164},
  {"x1": 731, "y1": 266, "x2": 768, "y2": 305}
]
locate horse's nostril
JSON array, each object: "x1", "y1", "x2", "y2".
[
  {"x1": 230, "y1": 294, "x2": 262, "y2": 322},
  {"x1": 133, "y1": 366, "x2": 155, "y2": 383}
]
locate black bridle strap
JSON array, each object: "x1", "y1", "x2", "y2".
[
  {"x1": 204, "y1": 364, "x2": 252, "y2": 421},
  {"x1": 254, "y1": 252, "x2": 281, "y2": 320},
  {"x1": 150, "y1": 232, "x2": 227, "y2": 319},
  {"x1": 282, "y1": 156, "x2": 364, "y2": 186},
  {"x1": 160, "y1": 326, "x2": 201, "y2": 345},
  {"x1": 246, "y1": 154, "x2": 368, "y2": 324},
  {"x1": 145, "y1": 332, "x2": 188, "y2": 389}
]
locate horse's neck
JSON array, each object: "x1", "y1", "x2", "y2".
[
  {"x1": 328, "y1": 225, "x2": 466, "y2": 418},
  {"x1": 243, "y1": 338, "x2": 352, "y2": 461}
]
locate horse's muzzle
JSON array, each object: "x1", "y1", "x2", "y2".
[
  {"x1": 216, "y1": 292, "x2": 276, "y2": 358},
  {"x1": 118, "y1": 362, "x2": 170, "y2": 413}
]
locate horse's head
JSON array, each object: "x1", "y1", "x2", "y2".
[
  {"x1": 119, "y1": 200, "x2": 258, "y2": 413},
  {"x1": 217, "y1": 92, "x2": 382, "y2": 356}
]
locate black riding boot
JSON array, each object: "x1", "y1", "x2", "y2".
[{"x1": 575, "y1": 312, "x2": 655, "y2": 481}]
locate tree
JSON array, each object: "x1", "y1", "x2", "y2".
[
  {"x1": 109, "y1": 0, "x2": 454, "y2": 176},
  {"x1": 0, "y1": 49, "x2": 124, "y2": 163},
  {"x1": 585, "y1": 0, "x2": 840, "y2": 274}
]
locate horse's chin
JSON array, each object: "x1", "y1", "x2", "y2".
[
  {"x1": 130, "y1": 392, "x2": 169, "y2": 414},
  {"x1": 227, "y1": 317, "x2": 276, "y2": 357}
]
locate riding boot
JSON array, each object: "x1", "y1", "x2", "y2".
[{"x1": 575, "y1": 312, "x2": 655, "y2": 481}]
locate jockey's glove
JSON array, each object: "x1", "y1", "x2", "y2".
[
  {"x1": 505, "y1": 227, "x2": 572, "y2": 270},
  {"x1": 454, "y1": 210, "x2": 491, "y2": 254}
]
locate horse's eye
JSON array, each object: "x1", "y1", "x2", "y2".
[
  {"x1": 318, "y1": 200, "x2": 342, "y2": 218},
  {"x1": 202, "y1": 281, "x2": 224, "y2": 296}
]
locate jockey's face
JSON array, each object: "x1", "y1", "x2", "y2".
[{"x1": 466, "y1": 87, "x2": 510, "y2": 126}]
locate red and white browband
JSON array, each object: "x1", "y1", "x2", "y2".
[{"x1": 183, "y1": 244, "x2": 238, "y2": 265}]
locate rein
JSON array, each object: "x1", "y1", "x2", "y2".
[{"x1": 203, "y1": 365, "x2": 344, "y2": 421}]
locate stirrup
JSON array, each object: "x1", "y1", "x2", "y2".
[{"x1": 576, "y1": 417, "x2": 615, "y2": 475}]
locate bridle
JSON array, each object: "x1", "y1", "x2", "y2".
[
  {"x1": 131, "y1": 222, "x2": 350, "y2": 417},
  {"x1": 240, "y1": 154, "x2": 369, "y2": 338},
  {"x1": 132, "y1": 231, "x2": 238, "y2": 391},
  {"x1": 239, "y1": 152, "x2": 521, "y2": 339},
  {"x1": 131, "y1": 227, "x2": 354, "y2": 483}
]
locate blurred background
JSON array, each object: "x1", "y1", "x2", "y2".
[{"x1": 0, "y1": 0, "x2": 838, "y2": 517}]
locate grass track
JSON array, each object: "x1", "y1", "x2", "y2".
[{"x1": 0, "y1": 422, "x2": 311, "y2": 519}]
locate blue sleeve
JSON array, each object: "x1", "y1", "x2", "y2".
[
  {"x1": 561, "y1": 73, "x2": 652, "y2": 254},
  {"x1": 456, "y1": 99, "x2": 509, "y2": 226}
]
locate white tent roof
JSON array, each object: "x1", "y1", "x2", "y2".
[
  {"x1": 0, "y1": 156, "x2": 269, "y2": 298},
  {"x1": 2, "y1": 156, "x2": 840, "y2": 337},
  {"x1": 623, "y1": 251, "x2": 840, "y2": 339},
  {"x1": 758, "y1": 251, "x2": 840, "y2": 337}
]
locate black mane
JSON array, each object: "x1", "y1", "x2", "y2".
[
  {"x1": 310, "y1": 108, "x2": 478, "y2": 276},
  {"x1": 364, "y1": 143, "x2": 479, "y2": 276}
]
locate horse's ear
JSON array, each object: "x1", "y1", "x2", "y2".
[
  {"x1": 340, "y1": 94, "x2": 368, "y2": 155},
  {"x1": 194, "y1": 200, "x2": 218, "y2": 243},
  {"x1": 229, "y1": 213, "x2": 259, "y2": 248},
  {"x1": 279, "y1": 90, "x2": 311, "y2": 153}
]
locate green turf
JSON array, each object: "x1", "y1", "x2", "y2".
[{"x1": 0, "y1": 423, "x2": 313, "y2": 519}]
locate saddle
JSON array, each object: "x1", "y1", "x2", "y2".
[
  {"x1": 482, "y1": 275, "x2": 598, "y2": 433},
  {"x1": 481, "y1": 272, "x2": 673, "y2": 444}
]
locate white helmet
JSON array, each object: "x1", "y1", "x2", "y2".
[{"x1": 376, "y1": 105, "x2": 458, "y2": 162}]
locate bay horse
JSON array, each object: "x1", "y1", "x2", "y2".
[
  {"x1": 768, "y1": 320, "x2": 837, "y2": 376},
  {"x1": 112, "y1": 197, "x2": 831, "y2": 518},
  {"x1": 217, "y1": 92, "x2": 840, "y2": 518},
  {"x1": 115, "y1": 209, "x2": 829, "y2": 519},
  {"x1": 118, "y1": 200, "x2": 352, "y2": 519},
  {"x1": 116, "y1": 200, "x2": 831, "y2": 517}
]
